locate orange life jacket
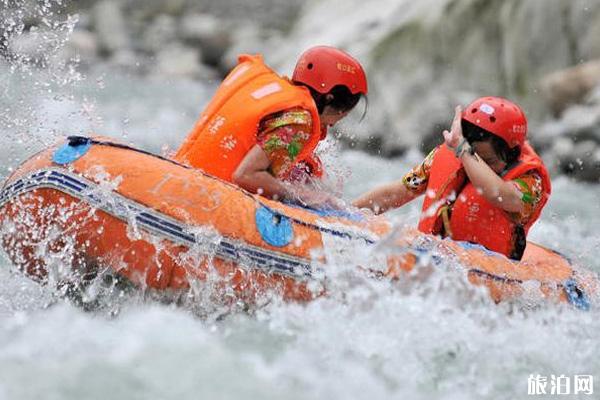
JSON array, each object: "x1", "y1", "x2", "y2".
[
  {"x1": 174, "y1": 54, "x2": 322, "y2": 182},
  {"x1": 418, "y1": 143, "x2": 551, "y2": 259}
]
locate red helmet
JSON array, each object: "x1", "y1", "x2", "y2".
[
  {"x1": 462, "y1": 96, "x2": 527, "y2": 148},
  {"x1": 292, "y1": 46, "x2": 368, "y2": 95}
]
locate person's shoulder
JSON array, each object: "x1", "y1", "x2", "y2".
[
  {"x1": 516, "y1": 170, "x2": 545, "y2": 188},
  {"x1": 512, "y1": 170, "x2": 545, "y2": 205},
  {"x1": 423, "y1": 145, "x2": 440, "y2": 162},
  {"x1": 514, "y1": 169, "x2": 543, "y2": 183},
  {"x1": 260, "y1": 108, "x2": 312, "y2": 131}
]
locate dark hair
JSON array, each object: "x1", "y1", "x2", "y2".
[
  {"x1": 461, "y1": 119, "x2": 520, "y2": 165},
  {"x1": 306, "y1": 85, "x2": 363, "y2": 114}
]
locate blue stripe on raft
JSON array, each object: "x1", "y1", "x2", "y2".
[
  {"x1": 3, "y1": 169, "x2": 376, "y2": 245},
  {"x1": 135, "y1": 211, "x2": 311, "y2": 274},
  {"x1": 282, "y1": 200, "x2": 365, "y2": 222},
  {"x1": 242, "y1": 247, "x2": 309, "y2": 270},
  {"x1": 219, "y1": 240, "x2": 310, "y2": 274},
  {"x1": 11, "y1": 182, "x2": 25, "y2": 191},
  {"x1": 50, "y1": 171, "x2": 89, "y2": 188},
  {"x1": 135, "y1": 216, "x2": 196, "y2": 243},
  {"x1": 468, "y1": 268, "x2": 523, "y2": 284},
  {"x1": 138, "y1": 212, "x2": 186, "y2": 233},
  {"x1": 1, "y1": 168, "x2": 378, "y2": 277},
  {"x1": 46, "y1": 176, "x2": 84, "y2": 193},
  {"x1": 239, "y1": 251, "x2": 294, "y2": 273}
]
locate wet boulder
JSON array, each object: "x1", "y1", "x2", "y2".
[
  {"x1": 153, "y1": 44, "x2": 218, "y2": 80},
  {"x1": 125, "y1": 0, "x2": 188, "y2": 22},
  {"x1": 540, "y1": 60, "x2": 600, "y2": 117},
  {"x1": 140, "y1": 15, "x2": 178, "y2": 54},
  {"x1": 92, "y1": 0, "x2": 130, "y2": 57},
  {"x1": 270, "y1": 0, "x2": 600, "y2": 156},
  {"x1": 558, "y1": 139, "x2": 600, "y2": 182},
  {"x1": 540, "y1": 97, "x2": 600, "y2": 182},
  {"x1": 179, "y1": 13, "x2": 232, "y2": 68}
]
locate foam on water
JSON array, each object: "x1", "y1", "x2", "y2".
[
  {"x1": 1, "y1": 249, "x2": 599, "y2": 400},
  {"x1": 1, "y1": 148, "x2": 599, "y2": 399}
]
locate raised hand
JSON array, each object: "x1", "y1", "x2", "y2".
[{"x1": 442, "y1": 105, "x2": 464, "y2": 150}]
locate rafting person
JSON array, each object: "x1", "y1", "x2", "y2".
[
  {"x1": 174, "y1": 46, "x2": 367, "y2": 206},
  {"x1": 353, "y1": 97, "x2": 551, "y2": 260}
]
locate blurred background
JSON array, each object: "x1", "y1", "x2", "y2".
[{"x1": 2, "y1": 0, "x2": 600, "y2": 182}]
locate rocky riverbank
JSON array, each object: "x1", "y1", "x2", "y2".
[{"x1": 1, "y1": 0, "x2": 600, "y2": 182}]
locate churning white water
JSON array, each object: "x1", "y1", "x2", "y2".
[{"x1": 1, "y1": 3, "x2": 600, "y2": 400}]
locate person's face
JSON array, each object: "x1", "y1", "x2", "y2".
[
  {"x1": 320, "y1": 106, "x2": 350, "y2": 127},
  {"x1": 472, "y1": 140, "x2": 507, "y2": 174}
]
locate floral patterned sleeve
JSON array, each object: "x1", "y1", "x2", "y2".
[
  {"x1": 509, "y1": 171, "x2": 545, "y2": 224},
  {"x1": 257, "y1": 108, "x2": 313, "y2": 179},
  {"x1": 401, "y1": 147, "x2": 438, "y2": 195},
  {"x1": 401, "y1": 146, "x2": 544, "y2": 223}
]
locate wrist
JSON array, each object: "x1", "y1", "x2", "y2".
[{"x1": 454, "y1": 139, "x2": 471, "y2": 158}]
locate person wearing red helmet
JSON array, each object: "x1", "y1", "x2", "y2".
[
  {"x1": 354, "y1": 97, "x2": 551, "y2": 260},
  {"x1": 174, "y1": 46, "x2": 367, "y2": 206}
]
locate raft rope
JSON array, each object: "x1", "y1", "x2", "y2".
[
  {"x1": 65, "y1": 136, "x2": 378, "y2": 245},
  {"x1": 0, "y1": 137, "x2": 591, "y2": 310},
  {"x1": 0, "y1": 168, "x2": 315, "y2": 279}
]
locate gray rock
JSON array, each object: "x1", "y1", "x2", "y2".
[
  {"x1": 540, "y1": 60, "x2": 600, "y2": 116},
  {"x1": 269, "y1": 0, "x2": 600, "y2": 154},
  {"x1": 536, "y1": 99, "x2": 600, "y2": 168},
  {"x1": 176, "y1": 0, "x2": 304, "y2": 31},
  {"x1": 152, "y1": 44, "x2": 218, "y2": 80},
  {"x1": 154, "y1": 45, "x2": 200, "y2": 77},
  {"x1": 586, "y1": 84, "x2": 600, "y2": 105},
  {"x1": 556, "y1": 104, "x2": 600, "y2": 141},
  {"x1": 179, "y1": 13, "x2": 231, "y2": 67},
  {"x1": 126, "y1": 0, "x2": 188, "y2": 21},
  {"x1": 109, "y1": 49, "x2": 139, "y2": 69},
  {"x1": 140, "y1": 15, "x2": 177, "y2": 54},
  {"x1": 552, "y1": 137, "x2": 575, "y2": 159},
  {"x1": 559, "y1": 140, "x2": 600, "y2": 182},
  {"x1": 92, "y1": 0, "x2": 130, "y2": 56},
  {"x1": 570, "y1": 0, "x2": 600, "y2": 60},
  {"x1": 221, "y1": 24, "x2": 273, "y2": 73},
  {"x1": 58, "y1": 29, "x2": 99, "y2": 65},
  {"x1": 542, "y1": 136, "x2": 571, "y2": 175}
]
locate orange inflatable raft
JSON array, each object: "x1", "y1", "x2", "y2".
[{"x1": 0, "y1": 136, "x2": 596, "y2": 309}]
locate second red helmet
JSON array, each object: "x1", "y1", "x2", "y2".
[
  {"x1": 462, "y1": 96, "x2": 528, "y2": 149},
  {"x1": 292, "y1": 46, "x2": 368, "y2": 95}
]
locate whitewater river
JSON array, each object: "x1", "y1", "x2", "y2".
[{"x1": 1, "y1": 62, "x2": 599, "y2": 400}]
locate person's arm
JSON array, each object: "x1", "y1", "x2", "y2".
[
  {"x1": 459, "y1": 150, "x2": 525, "y2": 213},
  {"x1": 233, "y1": 145, "x2": 341, "y2": 207},
  {"x1": 353, "y1": 149, "x2": 436, "y2": 214},
  {"x1": 444, "y1": 106, "x2": 525, "y2": 214},
  {"x1": 234, "y1": 109, "x2": 345, "y2": 207},
  {"x1": 233, "y1": 109, "x2": 311, "y2": 199},
  {"x1": 232, "y1": 145, "x2": 289, "y2": 199},
  {"x1": 353, "y1": 181, "x2": 420, "y2": 214}
]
